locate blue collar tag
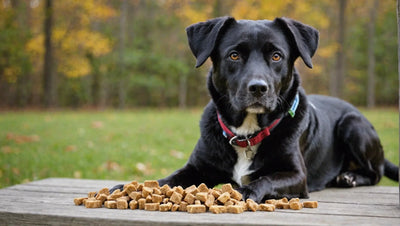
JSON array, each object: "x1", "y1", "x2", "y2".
[{"x1": 288, "y1": 93, "x2": 299, "y2": 118}]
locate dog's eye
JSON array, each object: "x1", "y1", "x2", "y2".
[
  {"x1": 229, "y1": 52, "x2": 240, "y2": 61},
  {"x1": 272, "y1": 53, "x2": 281, "y2": 61}
]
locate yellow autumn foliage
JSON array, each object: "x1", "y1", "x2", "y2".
[
  {"x1": 25, "y1": 0, "x2": 114, "y2": 78},
  {"x1": 58, "y1": 56, "x2": 91, "y2": 78},
  {"x1": 317, "y1": 43, "x2": 339, "y2": 59},
  {"x1": 231, "y1": 0, "x2": 329, "y2": 29}
]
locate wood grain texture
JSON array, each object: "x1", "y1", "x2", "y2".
[{"x1": 0, "y1": 178, "x2": 399, "y2": 225}]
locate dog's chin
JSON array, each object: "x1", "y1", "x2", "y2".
[
  {"x1": 245, "y1": 100, "x2": 277, "y2": 114},
  {"x1": 246, "y1": 105, "x2": 266, "y2": 114}
]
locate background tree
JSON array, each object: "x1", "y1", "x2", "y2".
[
  {"x1": 331, "y1": 0, "x2": 346, "y2": 98},
  {"x1": 367, "y1": 0, "x2": 379, "y2": 108},
  {"x1": 43, "y1": 0, "x2": 55, "y2": 107}
]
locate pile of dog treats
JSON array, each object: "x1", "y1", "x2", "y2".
[{"x1": 74, "y1": 180, "x2": 318, "y2": 214}]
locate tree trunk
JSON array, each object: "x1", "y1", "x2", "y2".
[
  {"x1": 179, "y1": 74, "x2": 187, "y2": 109},
  {"x1": 367, "y1": 0, "x2": 379, "y2": 108},
  {"x1": 331, "y1": 0, "x2": 347, "y2": 98},
  {"x1": 43, "y1": 0, "x2": 56, "y2": 108},
  {"x1": 118, "y1": 0, "x2": 128, "y2": 109}
]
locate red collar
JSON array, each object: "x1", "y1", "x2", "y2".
[{"x1": 217, "y1": 112, "x2": 281, "y2": 148}]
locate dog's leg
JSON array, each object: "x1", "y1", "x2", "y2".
[
  {"x1": 109, "y1": 184, "x2": 124, "y2": 193},
  {"x1": 158, "y1": 163, "x2": 205, "y2": 188},
  {"x1": 334, "y1": 112, "x2": 385, "y2": 187},
  {"x1": 237, "y1": 147, "x2": 309, "y2": 202}
]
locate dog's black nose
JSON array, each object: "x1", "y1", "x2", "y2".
[{"x1": 248, "y1": 79, "x2": 268, "y2": 97}]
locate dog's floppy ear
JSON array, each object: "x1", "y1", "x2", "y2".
[
  {"x1": 186, "y1": 17, "x2": 236, "y2": 68},
  {"x1": 275, "y1": 17, "x2": 319, "y2": 68}
]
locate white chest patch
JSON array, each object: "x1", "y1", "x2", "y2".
[{"x1": 230, "y1": 113, "x2": 260, "y2": 186}]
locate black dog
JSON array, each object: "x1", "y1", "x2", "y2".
[{"x1": 115, "y1": 17, "x2": 399, "y2": 203}]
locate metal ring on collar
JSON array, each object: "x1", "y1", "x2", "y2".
[{"x1": 229, "y1": 136, "x2": 238, "y2": 146}]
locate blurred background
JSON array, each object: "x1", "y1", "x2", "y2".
[
  {"x1": 0, "y1": 0, "x2": 398, "y2": 188},
  {"x1": 0, "y1": 0, "x2": 397, "y2": 109}
]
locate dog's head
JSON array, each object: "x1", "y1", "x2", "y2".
[{"x1": 186, "y1": 17, "x2": 318, "y2": 115}]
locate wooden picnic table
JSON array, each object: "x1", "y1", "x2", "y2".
[{"x1": 0, "y1": 178, "x2": 399, "y2": 225}]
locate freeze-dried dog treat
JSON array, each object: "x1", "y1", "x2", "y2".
[
  {"x1": 209, "y1": 205, "x2": 227, "y2": 214},
  {"x1": 173, "y1": 186, "x2": 184, "y2": 195},
  {"x1": 144, "y1": 180, "x2": 159, "y2": 188},
  {"x1": 289, "y1": 198, "x2": 300, "y2": 204},
  {"x1": 129, "y1": 191, "x2": 142, "y2": 201},
  {"x1": 224, "y1": 200, "x2": 234, "y2": 207},
  {"x1": 129, "y1": 200, "x2": 138, "y2": 210},
  {"x1": 280, "y1": 197, "x2": 289, "y2": 203},
  {"x1": 124, "y1": 181, "x2": 139, "y2": 190},
  {"x1": 98, "y1": 188, "x2": 110, "y2": 196},
  {"x1": 246, "y1": 199, "x2": 258, "y2": 212},
  {"x1": 230, "y1": 190, "x2": 242, "y2": 201},
  {"x1": 217, "y1": 192, "x2": 230, "y2": 204},
  {"x1": 171, "y1": 204, "x2": 179, "y2": 212},
  {"x1": 259, "y1": 203, "x2": 275, "y2": 212},
  {"x1": 145, "y1": 203, "x2": 160, "y2": 211},
  {"x1": 123, "y1": 184, "x2": 136, "y2": 194},
  {"x1": 159, "y1": 203, "x2": 170, "y2": 212},
  {"x1": 145, "y1": 195, "x2": 152, "y2": 203},
  {"x1": 211, "y1": 189, "x2": 221, "y2": 199},
  {"x1": 153, "y1": 188, "x2": 162, "y2": 195},
  {"x1": 194, "y1": 200, "x2": 201, "y2": 205},
  {"x1": 197, "y1": 183, "x2": 208, "y2": 193},
  {"x1": 74, "y1": 197, "x2": 86, "y2": 206},
  {"x1": 160, "y1": 184, "x2": 171, "y2": 195},
  {"x1": 138, "y1": 198, "x2": 146, "y2": 210},
  {"x1": 265, "y1": 199, "x2": 278, "y2": 205},
  {"x1": 221, "y1": 184, "x2": 234, "y2": 194},
  {"x1": 162, "y1": 198, "x2": 169, "y2": 204},
  {"x1": 184, "y1": 193, "x2": 196, "y2": 204},
  {"x1": 187, "y1": 204, "x2": 206, "y2": 213},
  {"x1": 170, "y1": 191, "x2": 183, "y2": 204},
  {"x1": 195, "y1": 192, "x2": 208, "y2": 203},
  {"x1": 205, "y1": 194, "x2": 215, "y2": 207},
  {"x1": 85, "y1": 198, "x2": 102, "y2": 208},
  {"x1": 136, "y1": 183, "x2": 143, "y2": 191},
  {"x1": 105, "y1": 200, "x2": 117, "y2": 209},
  {"x1": 238, "y1": 201, "x2": 248, "y2": 211},
  {"x1": 108, "y1": 189, "x2": 123, "y2": 200},
  {"x1": 276, "y1": 201, "x2": 290, "y2": 209},
  {"x1": 142, "y1": 186, "x2": 153, "y2": 197},
  {"x1": 289, "y1": 201, "x2": 303, "y2": 210},
  {"x1": 227, "y1": 205, "x2": 244, "y2": 214},
  {"x1": 116, "y1": 198, "x2": 128, "y2": 209},
  {"x1": 166, "y1": 202, "x2": 173, "y2": 209},
  {"x1": 179, "y1": 201, "x2": 188, "y2": 212},
  {"x1": 88, "y1": 191, "x2": 97, "y2": 198},
  {"x1": 166, "y1": 189, "x2": 174, "y2": 198},
  {"x1": 184, "y1": 185, "x2": 199, "y2": 195},
  {"x1": 303, "y1": 201, "x2": 318, "y2": 208},
  {"x1": 152, "y1": 194, "x2": 163, "y2": 203},
  {"x1": 96, "y1": 194, "x2": 107, "y2": 203}
]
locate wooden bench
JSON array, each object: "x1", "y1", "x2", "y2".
[{"x1": 0, "y1": 178, "x2": 398, "y2": 225}]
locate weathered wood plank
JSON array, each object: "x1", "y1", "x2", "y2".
[
  {"x1": 0, "y1": 190, "x2": 398, "y2": 219},
  {"x1": 5, "y1": 178, "x2": 398, "y2": 206},
  {"x1": 309, "y1": 189, "x2": 398, "y2": 206},
  {"x1": 0, "y1": 178, "x2": 399, "y2": 226},
  {"x1": 1, "y1": 204, "x2": 399, "y2": 226}
]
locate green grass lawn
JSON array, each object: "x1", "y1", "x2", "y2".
[{"x1": 0, "y1": 108, "x2": 398, "y2": 189}]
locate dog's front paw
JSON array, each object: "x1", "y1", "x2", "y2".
[
  {"x1": 236, "y1": 186, "x2": 261, "y2": 203},
  {"x1": 335, "y1": 172, "x2": 357, "y2": 187},
  {"x1": 109, "y1": 184, "x2": 124, "y2": 193}
]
